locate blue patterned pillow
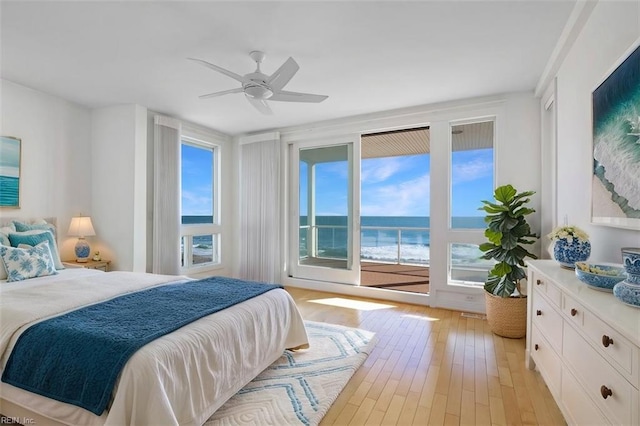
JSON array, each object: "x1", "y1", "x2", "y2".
[
  {"x1": 0, "y1": 241, "x2": 58, "y2": 282},
  {"x1": 8, "y1": 230, "x2": 64, "y2": 270}
]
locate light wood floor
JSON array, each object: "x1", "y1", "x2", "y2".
[{"x1": 286, "y1": 287, "x2": 566, "y2": 426}]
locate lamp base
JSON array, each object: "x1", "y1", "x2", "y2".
[{"x1": 75, "y1": 238, "x2": 91, "y2": 263}]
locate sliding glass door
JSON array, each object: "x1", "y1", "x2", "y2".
[
  {"x1": 286, "y1": 115, "x2": 496, "y2": 310},
  {"x1": 289, "y1": 136, "x2": 361, "y2": 285}
]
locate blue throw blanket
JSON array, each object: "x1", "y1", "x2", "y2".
[{"x1": 1, "y1": 276, "x2": 282, "y2": 415}]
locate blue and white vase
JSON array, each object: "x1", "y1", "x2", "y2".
[
  {"x1": 613, "y1": 248, "x2": 640, "y2": 308},
  {"x1": 553, "y1": 238, "x2": 591, "y2": 269},
  {"x1": 74, "y1": 237, "x2": 91, "y2": 263}
]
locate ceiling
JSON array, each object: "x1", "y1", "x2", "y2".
[
  {"x1": 0, "y1": 1, "x2": 575, "y2": 136},
  {"x1": 361, "y1": 120, "x2": 493, "y2": 159}
]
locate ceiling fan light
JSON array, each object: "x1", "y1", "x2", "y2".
[{"x1": 244, "y1": 85, "x2": 273, "y2": 100}]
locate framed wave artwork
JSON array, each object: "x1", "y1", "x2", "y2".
[
  {"x1": 591, "y1": 37, "x2": 640, "y2": 230},
  {"x1": 0, "y1": 136, "x2": 21, "y2": 208}
]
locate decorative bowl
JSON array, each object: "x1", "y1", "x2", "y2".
[
  {"x1": 613, "y1": 281, "x2": 640, "y2": 308},
  {"x1": 574, "y1": 262, "x2": 626, "y2": 292}
]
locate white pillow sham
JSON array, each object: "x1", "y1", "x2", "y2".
[{"x1": 0, "y1": 241, "x2": 58, "y2": 282}]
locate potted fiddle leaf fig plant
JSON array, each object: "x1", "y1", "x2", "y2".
[{"x1": 479, "y1": 184, "x2": 538, "y2": 338}]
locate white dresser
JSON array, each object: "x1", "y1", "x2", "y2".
[{"x1": 526, "y1": 260, "x2": 640, "y2": 426}]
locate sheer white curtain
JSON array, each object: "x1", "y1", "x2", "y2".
[
  {"x1": 153, "y1": 115, "x2": 181, "y2": 275},
  {"x1": 239, "y1": 133, "x2": 281, "y2": 283}
]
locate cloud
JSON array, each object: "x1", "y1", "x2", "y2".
[
  {"x1": 0, "y1": 139, "x2": 20, "y2": 168},
  {"x1": 451, "y1": 156, "x2": 493, "y2": 184},
  {"x1": 182, "y1": 189, "x2": 213, "y2": 216},
  {"x1": 361, "y1": 173, "x2": 430, "y2": 216},
  {"x1": 361, "y1": 157, "x2": 404, "y2": 183}
]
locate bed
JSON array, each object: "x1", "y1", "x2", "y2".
[{"x1": 0, "y1": 268, "x2": 309, "y2": 425}]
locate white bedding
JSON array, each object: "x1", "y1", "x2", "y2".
[{"x1": 0, "y1": 269, "x2": 309, "y2": 425}]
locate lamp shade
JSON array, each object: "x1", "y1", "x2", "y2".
[{"x1": 68, "y1": 216, "x2": 96, "y2": 237}]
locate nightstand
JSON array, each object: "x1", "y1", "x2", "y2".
[{"x1": 62, "y1": 259, "x2": 111, "y2": 272}]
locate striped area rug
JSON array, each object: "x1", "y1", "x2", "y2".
[{"x1": 205, "y1": 321, "x2": 376, "y2": 426}]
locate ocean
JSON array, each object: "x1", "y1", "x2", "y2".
[
  {"x1": 182, "y1": 215, "x2": 489, "y2": 267},
  {"x1": 299, "y1": 216, "x2": 486, "y2": 266},
  {"x1": 0, "y1": 176, "x2": 19, "y2": 207},
  {"x1": 592, "y1": 43, "x2": 640, "y2": 218}
]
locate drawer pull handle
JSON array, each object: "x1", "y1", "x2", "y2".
[
  {"x1": 534, "y1": 344, "x2": 539, "y2": 351},
  {"x1": 600, "y1": 385, "x2": 612, "y2": 399},
  {"x1": 602, "y1": 335, "x2": 614, "y2": 347},
  {"x1": 570, "y1": 308, "x2": 577, "y2": 317},
  {"x1": 536, "y1": 310, "x2": 542, "y2": 316},
  {"x1": 536, "y1": 279, "x2": 542, "y2": 285}
]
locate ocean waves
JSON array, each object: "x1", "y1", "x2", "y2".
[
  {"x1": 0, "y1": 176, "x2": 19, "y2": 207},
  {"x1": 593, "y1": 106, "x2": 640, "y2": 217}
]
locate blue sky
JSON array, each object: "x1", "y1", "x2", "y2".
[
  {"x1": 300, "y1": 149, "x2": 493, "y2": 217},
  {"x1": 181, "y1": 144, "x2": 214, "y2": 216},
  {"x1": 450, "y1": 149, "x2": 494, "y2": 217},
  {"x1": 181, "y1": 143, "x2": 494, "y2": 218},
  {"x1": 0, "y1": 136, "x2": 21, "y2": 178}
]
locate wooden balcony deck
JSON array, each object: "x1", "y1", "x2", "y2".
[
  {"x1": 360, "y1": 262, "x2": 429, "y2": 294},
  {"x1": 298, "y1": 258, "x2": 430, "y2": 294}
]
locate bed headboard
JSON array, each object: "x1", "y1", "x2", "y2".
[
  {"x1": 1, "y1": 217, "x2": 58, "y2": 237},
  {"x1": 1, "y1": 217, "x2": 57, "y2": 226}
]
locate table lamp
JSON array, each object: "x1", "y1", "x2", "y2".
[{"x1": 68, "y1": 215, "x2": 96, "y2": 262}]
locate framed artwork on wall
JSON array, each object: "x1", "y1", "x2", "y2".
[
  {"x1": 591, "y1": 37, "x2": 640, "y2": 230},
  {"x1": 0, "y1": 136, "x2": 21, "y2": 209}
]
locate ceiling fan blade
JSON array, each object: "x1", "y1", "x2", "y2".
[
  {"x1": 267, "y1": 57, "x2": 299, "y2": 91},
  {"x1": 269, "y1": 90, "x2": 328, "y2": 103},
  {"x1": 198, "y1": 87, "x2": 243, "y2": 99},
  {"x1": 188, "y1": 57, "x2": 245, "y2": 83},
  {"x1": 247, "y1": 96, "x2": 273, "y2": 115}
]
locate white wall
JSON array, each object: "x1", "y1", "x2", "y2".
[
  {"x1": 553, "y1": 1, "x2": 640, "y2": 261},
  {"x1": 0, "y1": 79, "x2": 93, "y2": 260},
  {"x1": 91, "y1": 105, "x2": 147, "y2": 272}
]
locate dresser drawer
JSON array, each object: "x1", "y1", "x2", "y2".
[
  {"x1": 531, "y1": 290, "x2": 563, "y2": 352},
  {"x1": 562, "y1": 293, "x2": 585, "y2": 327},
  {"x1": 583, "y1": 310, "x2": 637, "y2": 385},
  {"x1": 531, "y1": 324, "x2": 561, "y2": 395},
  {"x1": 563, "y1": 324, "x2": 636, "y2": 426},
  {"x1": 532, "y1": 272, "x2": 562, "y2": 307},
  {"x1": 562, "y1": 368, "x2": 609, "y2": 426}
]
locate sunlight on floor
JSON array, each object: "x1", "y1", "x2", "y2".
[
  {"x1": 401, "y1": 313, "x2": 439, "y2": 322},
  {"x1": 309, "y1": 298, "x2": 396, "y2": 311}
]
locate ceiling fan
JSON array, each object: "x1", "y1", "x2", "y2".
[{"x1": 188, "y1": 51, "x2": 328, "y2": 115}]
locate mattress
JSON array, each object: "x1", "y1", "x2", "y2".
[{"x1": 0, "y1": 269, "x2": 309, "y2": 425}]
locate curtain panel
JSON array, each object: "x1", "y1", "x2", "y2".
[
  {"x1": 153, "y1": 115, "x2": 181, "y2": 275},
  {"x1": 239, "y1": 134, "x2": 281, "y2": 283}
]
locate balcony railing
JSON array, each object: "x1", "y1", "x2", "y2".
[{"x1": 299, "y1": 224, "x2": 430, "y2": 265}]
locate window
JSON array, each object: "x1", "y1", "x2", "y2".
[
  {"x1": 180, "y1": 139, "x2": 220, "y2": 270},
  {"x1": 448, "y1": 120, "x2": 495, "y2": 287}
]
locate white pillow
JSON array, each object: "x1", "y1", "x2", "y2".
[
  {"x1": 0, "y1": 223, "x2": 16, "y2": 246},
  {"x1": 0, "y1": 224, "x2": 16, "y2": 280},
  {"x1": 0, "y1": 241, "x2": 58, "y2": 282}
]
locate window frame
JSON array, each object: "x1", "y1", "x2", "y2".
[
  {"x1": 447, "y1": 116, "x2": 497, "y2": 288},
  {"x1": 179, "y1": 136, "x2": 222, "y2": 273}
]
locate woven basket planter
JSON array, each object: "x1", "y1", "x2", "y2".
[{"x1": 484, "y1": 292, "x2": 527, "y2": 338}]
